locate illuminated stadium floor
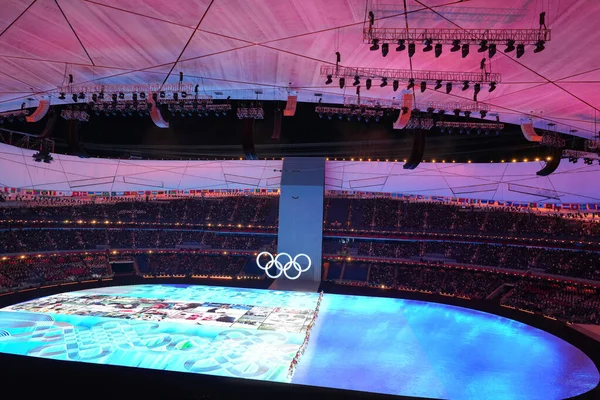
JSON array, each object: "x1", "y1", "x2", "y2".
[{"x1": 0, "y1": 285, "x2": 598, "y2": 399}]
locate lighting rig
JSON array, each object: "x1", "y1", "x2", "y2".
[
  {"x1": 237, "y1": 102, "x2": 264, "y2": 119},
  {"x1": 436, "y1": 121, "x2": 505, "y2": 135},
  {"x1": 31, "y1": 140, "x2": 54, "y2": 163},
  {"x1": 364, "y1": 12, "x2": 550, "y2": 59},
  {"x1": 540, "y1": 131, "x2": 566, "y2": 148},
  {"x1": 60, "y1": 108, "x2": 89, "y2": 122},
  {"x1": 0, "y1": 109, "x2": 29, "y2": 123},
  {"x1": 343, "y1": 95, "x2": 490, "y2": 115},
  {"x1": 321, "y1": 65, "x2": 500, "y2": 95},
  {"x1": 564, "y1": 149, "x2": 600, "y2": 165},
  {"x1": 57, "y1": 83, "x2": 196, "y2": 99},
  {"x1": 405, "y1": 113, "x2": 435, "y2": 130},
  {"x1": 315, "y1": 105, "x2": 384, "y2": 122}
]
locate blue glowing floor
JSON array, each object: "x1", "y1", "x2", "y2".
[{"x1": 0, "y1": 285, "x2": 598, "y2": 399}]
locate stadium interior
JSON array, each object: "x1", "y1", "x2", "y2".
[{"x1": 0, "y1": 1, "x2": 599, "y2": 399}]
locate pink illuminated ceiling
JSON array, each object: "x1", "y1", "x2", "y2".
[{"x1": 0, "y1": 0, "x2": 598, "y2": 137}]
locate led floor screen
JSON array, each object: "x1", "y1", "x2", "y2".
[{"x1": 0, "y1": 284, "x2": 598, "y2": 399}]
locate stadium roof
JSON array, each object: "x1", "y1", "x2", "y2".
[{"x1": 0, "y1": 0, "x2": 598, "y2": 138}]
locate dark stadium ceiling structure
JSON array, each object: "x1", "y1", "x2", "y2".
[{"x1": 0, "y1": 0, "x2": 598, "y2": 159}]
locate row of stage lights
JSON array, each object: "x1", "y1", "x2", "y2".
[
  {"x1": 325, "y1": 76, "x2": 496, "y2": 96},
  {"x1": 368, "y1": 38, "x2": 545, "y2": 59}
]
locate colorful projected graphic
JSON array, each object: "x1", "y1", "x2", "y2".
[{"x1": 0, "y1": 285, "x2": 598, "y2": 399}]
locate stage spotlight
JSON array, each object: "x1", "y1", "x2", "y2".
[
  {"x1": 534, "y1": 40, "x2": 545, "y2": 53},
  {"x1": 327, "y1": 114, "x2": 333, "y2": 120},
  {"x1": 181, "y1": 92, "x2": 187, "y2": 98},
  {"x1": 478, "y1": 40, "x2": 488, "y2": 52},
  {"x1": 450, "y1": 40, "x2": 461, "y2": 52},
  {"x1": 474, "y1": 83, "x2": 481, "y2": 96},
  {"x1": 393, "y1": 80, "x2": 399, "y2": 91},
  {"x1": 461, "y1": 43, "x2": 469, "y2": 58},
  {"x1": 78, "y1": 92, "x2": 85, "y2": 99},
  {"x1": 118, "y1": 92, "x2": 125, "y2": 99},
  {"x1": 370, "y1": 39, "x2": 380, "y2": 51},
  {"x1": 488, "y1": 43, "x2": 497, "y2": 58},
  {"x1": 98, "y1": 91, "x2": 104, "y2": 100},
  {"x1": 438, "y1": 109, "x2": 446, "y2": 115},
  {"x1": 112, "y1": 93, "x2": 117, "y2": 103},
  {"x1": 420, "y1": 81, "x2": 426, "y2": 93},
  {"x1": 132, "y1": 93, "x2": 138, "y2": 101},
  {"x1": 159, "y1": 91, "x2": 166, "y2": 98},
  {"x1": 440, "y1": 127, "x2": 446, "y2": 133},
  {"x1": 58, "y1": 93, "x2": 66, "y2": 100},
  {"x1": 173, "y1": 93, "x2": 179, "y2": 101},
  {"x1": 339, "y1": 77, "x2": 345, "y2": 89},
  {"x1": 72, "y1": 94, "x2": 77, "y2": 102},
  {"x1": 462, "y1": 81, "x2": 470, "y2": 91},
  {"x1": 434, "y1": 80, "x2": 442, "y2": 90},
  {"x1": 325, "y1": 75, "x2": 333, "y2": 85},
  {"x1": 423, "y1": 39, "x2": 433, "y2": 52},
  {"x1": 584, "y1": 158, "x2": 593, "y2": 165},
  {"x1": 446, "y1": 82, "x2": 452, "y2": 94},
  {"x1": 516, "y1": 44, "x2": 525, "y2": 58},
  {"x1": 505, "y1": 40, "x2": 516, "y2": 53},
  {"x1": 353, "y1": 75, "x2": 360, "y2": 86},
  {"x1": 489, "y1": 82, "x2": 497, "y2": 92},
  {"x1": 453, "y1": 109, "x2": 461, "y2": 117},
  {"x1": 380, "y1": 78, "x2": 388, "y2": 88},
  {"x1": 139, "y1": 92, "x2": 146, "y2": 99},
  {"x1": 366, "y1": 79, "x2": 372, "y2": 90},
  {"x1": 434, "y1": 43, "x2": 442, "y2": 58},
  {"x1": 408, "y1": 42, "x2": 415, "y2": 57},
  {"x1": 464, "y1": 111, "x2": 471, "y2": 118},
  {"x1": 480, "y1": 110, "x2": 487, "y2": 118},
  {"x1": 381, "y1": 43, "x2": 389, "y2": 57},
  {"x1": 407, "y1": 79, "x2": 415, "y2": 90},
  {"x1": 91, "y1": 94, "x2": 98, "y2": 102},
  {"x1": 396, "y1": 39, "x2": 406, "y2": 51},
  {"x1": 338, "y1": 114, "x2": 343, "y2": 120}
]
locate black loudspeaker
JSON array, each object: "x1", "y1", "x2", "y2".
[
  {"x1": 536, "y1": 147, "x2": 563, "y2": 176},
  {"x1": 241, "y1": 119, "x2": 257, "y2": 160},
  {"x1": 38, "y1": 109, "x2": 58, "y2": 139},
  {"x1": 403, "y1": 130, "x2": 426, "y2": 170}
]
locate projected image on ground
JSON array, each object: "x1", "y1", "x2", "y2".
[{"x1": 0, "y1": 284, "x2": 597, "y2": 399}]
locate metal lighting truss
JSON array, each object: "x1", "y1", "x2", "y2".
[
  {"x1": 90, "y1": 101, "x2": 152, "y2": 115},
  {"x1": 61, "y1": 109, "x2": 89, "y2": 122},
  {"x1": 363, "y1": 28, "x2": 550, "y2": 45},
  {"x1": 58, "y1": 83, "x2": 198, "y2": 96},
  {"x1": 343, "y1": 95, "x2": 490, "y2": 113},
  {"x1": 436, "y1": 121, "x2": 504, "y2": 130},
  {"x1": 0, "y1": 128, "x2": 54, "y2": 151},
  {"x1": 237, "y1": 107, "x2": 264, "y2": 119},
  {"x1": 0, "y1": 109, "x2": 29, "y2": 118},
  {"x1": 541, "y1": 132, "x2": 566, "y2": 148},
  {"x1": 585, "y1": 139, "x2": 600, "y2": 151},
  {"x1": 563, "y1": 149, "x2": 600, "y2": 161},
  {"x1": 406, "y1": 117, "x2": 435, "y2": 130},
  {"x1": 315, "y1": 106, "x2": 384, "y2": 119},
  {"x1": 171, "y1": 103, "x2": 231, "y2": 115},
  {"x1": 321, "y1": 65, "x2": 500, "y2": 84}
]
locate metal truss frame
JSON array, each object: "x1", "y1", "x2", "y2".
[
  {"x1": 237, "y1": 107, "x2": 264, "y2": 119},
  {"x1": 321, "y1": 65, "x2": 500, "y2": 84},
  {"x1": 342, "y1": 95, "x2": 490, "y2": 112},
  {"x1": 315, "y1": 106, "x2": 385, "y2": 118},
  {"x1": 57, "y1": 83, "x2": 197, "y2": 96},
  {"x1": 363, "y1": 28, "x2": 550, "y2": 45},
  {"x1": 0, "y1": 128, "x2": 54, "y2": 151},
  {"x1": 436, "y1": 121, "x2": 505, "y2": 130}
]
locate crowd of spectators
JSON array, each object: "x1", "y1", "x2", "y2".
[
  {"x1": 327, "y1": 239, "x2": 600, "y2": 281},
  {"x1": 0, "y1": 228, "x2": 276, "y2": 253},
  {"x1": 141, "y1": 253, "x2": 249, "y2": 278},
  {"x1": 331, "y1": 260, "x2": 600, "y2": 324},
  {"x1": 0, "y1": 253, "x2": 111, "y2": 291},
  {"x1": 0, "y1": 196, "x2": 279, "y2": 227},
  {"x1": 325, "y1": 198, "x2": 600, "y2": 240}
]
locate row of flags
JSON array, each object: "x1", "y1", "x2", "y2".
[
  {"x1": 2, "y1": 186, "x2": 598, "y2": 210},
  {"x1": 1, "y1": 187, "x2": 280, "y2": 197}
]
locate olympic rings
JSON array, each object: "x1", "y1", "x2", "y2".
[{"x1": 255, "y1": 252, "x2": 312, "y2": 280}]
